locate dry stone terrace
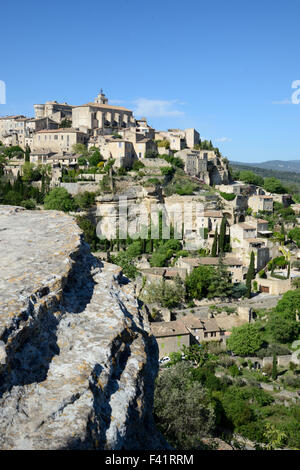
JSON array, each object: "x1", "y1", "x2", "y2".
[{"x1": 0, "y1": 206, "x2": 165, "y2": 450}]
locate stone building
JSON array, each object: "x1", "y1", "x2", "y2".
[
  {"x1": 181, "y1": 314, "x2": 226, "y2": 343},
  {"x1": 72, "y1": 90, "x2": 135, "y2": 132},
  {"x1": 32, "y1": 128, "x2": 87, "y2": 153},
  {"x1": 155, "y1": 128, "x2": 200, "y2": 150},
  {"x1": 256, "y1": 276, "x2": 292, "y2": 295},
  {"x1": 248, "y1": 195, "x2": 273, "y2": 213},
  {"x1": 174, "y1": 148, "x2": 230, "y2": 185},
  {"x1": 26, "y1": 117, "x2": 59, "y2": 133},
  {"x1": 230, "y1": 222, "x2": 271, "y2": 270},
  {"x1": 0, "y1": 115, "x2": 30, "y2": 148},
  {"x1": 150, "y1": 320, "x2": 191, "y2": 359},
  {"x1": 33, "y1": 101, "x2": 73, "y2": 123},
  {"x1": 176, "y1": 255, "x2": 245, "y2": 283}
]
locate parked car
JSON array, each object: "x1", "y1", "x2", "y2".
[{"x1": 159, "y1": 356, "x2": 170, "y2": 365}]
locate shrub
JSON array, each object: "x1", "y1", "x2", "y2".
[
  {"x1": 220, "y1": 192, "x2": 236, "y2": 201},
  {"x1": 283, "y1": 375, "x2": 300, "y2": 388},
  {"x1": 218, "y1": 355, "x2": 236, "y2": 368},
  {"x1": 74, "y1": 191, "x2": 95, "y2": 209},
  {"x1": 144, "y1": 150, "x2": 158, "y2": 159},
  {"x1": 226, "y1": 323, "x2": 264, "y2": 356},
  {"x1": 44, "y1": 187, "x2": 76, "y2": 212},
  {"x1": 228, "y1": 364, "x2": 241, "y2": 377},
  {"x1": 132, "y1": 160, "x2": 145, "y2": 171},
  {"x1": 21, "y1": 199, "x2": 36, "y2": 210},
  {"x1": 154, "y1": 362, "x2": 216, "y2": 448}
]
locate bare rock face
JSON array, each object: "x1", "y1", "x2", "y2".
[{"x1": 0, "y1": 206, "x2": 165, "y2": 450}]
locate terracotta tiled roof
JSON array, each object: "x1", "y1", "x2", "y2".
[
  {"x1": 36, "y1": 128, "x2": 85, "y2": 134},
  {"x1": 150, "y1": 320, "x2": 189, "y2": 337},
  {"x1": 203, "y1": 211, "x2": 223, "y2": 218},
  {"x1": 76, "y1": 102, "x2": 132, "y2": 112}
]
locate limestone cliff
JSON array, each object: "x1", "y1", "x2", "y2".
[{"x1": 0, "y1": 206, "x2": 166, "y2": 450}]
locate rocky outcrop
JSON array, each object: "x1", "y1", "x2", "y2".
[{"x1": 0, "y1": 206, "x2": 165, "y2": 450}]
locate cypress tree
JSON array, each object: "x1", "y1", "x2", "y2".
[
  {"x1": 281, "y1": 224, "x2": 286, "y2": 245},
  {"x1": 287, "y1": 261, "x2": 291, "y2": 279},
  {"x1": 272, "y1": 352, "x2": 278, "y2": 380},
  {"x1": 219, "y1": 216, "x2": 227, "y2": 254},
  {"x1": 25, "y1": 145, "x2": 30, "y2": 162},
  {"x1": 246, "y1": 251, "x2": 255, "y2": 298},
  {"x1": 211, "y1": 226, "x2": 218, "y2": 257}
]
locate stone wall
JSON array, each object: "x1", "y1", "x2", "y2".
[
  {"x1": 60, "y1": 182, "x2": 100, "y2": 194},
  {"x1": 0, "y1": 206, "x2": 166, "y2": 450}
]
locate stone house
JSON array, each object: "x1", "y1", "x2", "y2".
[
  {"x1": 230, "y1": 222, "x2": 271, "y2": 270},
  {"x1": 32, "y1": 128, "x2": 87, "y2": 153},
  {"x1": 26, "y1": 117, "x2": 59, "y2": 133},
  {"x1": 0, "y1": 115, "x2": 31, "y2": 148},
  {"x1": 135, "y1": 118, "x2": 155, "y2": 140},
  {"x1": 140, "y1": 267, "x2": 187, "y2": 285},
  {"x1": 248, "y1": 195, "x2": 273, "y2": 213},
  {"x1": 256, "y1": 276, "x2": 292, "y2": 295},
  {"x1": 182, "y1": 314, "x2": 226, "y2": 343},
  {"x1": 150, "y1": 320, "x2": 191, "y2": 359},
  {"x1": 175, "y1": 255, "x2": 245, "y2": 283},
  {"x1": 47, "y1": 152, "x2": 80, "y2": 167},
  {"x1": 30, "y1": 150, "x2": 56, "y2": 165},
  {"x1": 155, "y1": 130, "x2": 186, "y2": 151}
]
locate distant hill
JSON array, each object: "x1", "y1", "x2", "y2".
[
  {"x1": 229, "y1": 161, "x2": 300, "y2": 197},
  {"x1": 231, "y1": 159, "x2": 300, "y2": 173}
]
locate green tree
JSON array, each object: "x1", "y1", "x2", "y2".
[
  {"x1": 141, "y1": 277, "x2": 185, "y2": 308},
  {"x1": 219, "y1": 217, "x2": 227, "y2": 253},
  {"x1": 263, "y1": 423, "x2": 287, "y2": 450},
  {"x1": 44, "y1": 187, "x2": 76, "y2": 212},
  {"x1": 75, "y1": 215, "x2": 98, "y2": 251},
  {"x1": 226, "y1": 323, "x2": 264, "y2": 356},
  {"x1": 268, "y1": 313, "x2": 299, "y2": 343},
  {"x1": 154, "y1": 362, "x2": 215, "y2": 449},
  {"x1": 263, "y1": 177, "x2": 287, "y2": 194},
  {"x1": 73, "y1": 191, "x2": 96, "y2": 209},
  {"x1": 185, "y1": 265, "x2": 216, "y2": 300},
  {"x1": 207, "y1": 255, "x2": 233, "y2": 299},
  {"x1": 72, "y1": 143, "x2": 88, "y2": 156},
  {"x1": 272, "y1": 353, "x2": 278, "y2": 380},
  {"x1": 239, "y1": 170, "x2": 264, "y2": 186},
  {"x1": 60, "y1": 119, "x2": 72, "y2": 128},
  {"x1": 24, "y1": 145, "x2": 30, "y2": 162},
  {"x1": 88, "y1": 149, "x2": 103, "y2": 167},
  {"x1": 275, "y1": 289, "x2": 300, "y2": 321},
  {"x1": 288, "y1": 227, "x2": 300, "y2": 247},
  {"x1": 211, "y1": 226, "x2": 218, "y2": 256},
  {"x1": 245, "y1": 251, "x2": 255, "y2": 298}
]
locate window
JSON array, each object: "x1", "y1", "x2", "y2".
[{"x1": 54, "y1": 135, "x2": 58, "y2": 140}]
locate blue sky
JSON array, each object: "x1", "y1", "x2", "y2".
[{"x1": 1, "y1": 0, "x2": 300, "y2": 163}]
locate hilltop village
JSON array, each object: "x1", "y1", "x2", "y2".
[
  {"x1": 1, "y1": 90, "x2": 300, "y2": 449},
  {"x1": 1, "y1": 91, "x2": 300, "y2": 350}
]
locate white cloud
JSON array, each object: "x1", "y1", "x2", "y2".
[
  {"x1": 215, "y1": 137, "x2": 232, "y2": 143},
  {"x1": 133, "y1": 98, "x2": 184, "y2": 117},
  {"x1": 271, "y1": 99, "x2": 292, "y2": 105}
]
